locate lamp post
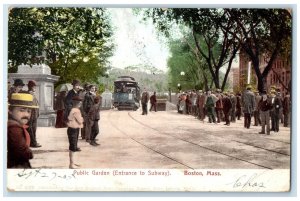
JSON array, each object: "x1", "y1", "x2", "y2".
[
  {"x1": 177, "y1": 83, "x2": 181, "y2": 93},
  {"x1": 179, "y1": 71, "x2": 185, "y2": 91},
  {"x1": 106, "y1": 71, "x2": 110, "y2": 90},
  {"x1": 247, "y1": 62, "x2": 251, "y2": 84}
]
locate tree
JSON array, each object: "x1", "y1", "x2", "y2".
[
  {"x1": 167, "y1": 37, "x2": 213, "y2": 91},
  {"x1": 8, "y1": 7, "x2": 114, "y2": 84},
  {"x1": 142, "y1": 8, "x2": 240, "y2": 91},
  {"x1": 224, "y1": 9, "x2": 292, "y2": 92}
]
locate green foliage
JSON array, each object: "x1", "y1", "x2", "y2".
[
  {"x1": 8, "y1": 7, "x2": 114, "y2": 85},
  {"x1": 167, "y1": 36, "x2": 212, "y2": 91},
  {"x1": 141, "y1": 8, "x2": 240, "y2": 91},
  {"x1": 141, "y1": 8, "x2": 291, "y2": 93},
  {"x1": 225, "y1": 9, "x2": 292, "y2": 92}
]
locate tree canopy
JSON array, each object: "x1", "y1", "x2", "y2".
[
  {"x1": 140, "y1": 8, "x2": 292, "y2": 92},
  {"x1": 224, "y1": 9, "x2": 292, "y2": 92},
  {"x1": 141, "y1": 8, "x2": 240, "y2": 91},
  {"x1": 8, "y1": 7, "x2": 114, "y2": 85}
]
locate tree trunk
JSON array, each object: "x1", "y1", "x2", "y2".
[{"x1": 256, "y1": 74, "x2": 266, "y2": 93}]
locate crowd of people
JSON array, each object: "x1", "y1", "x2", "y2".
[
  {"x1": 7, "y1": 77, "x2": 291, "y2": 169},
  {"x1": 7, "y1": 78, "x2": 102, "y2": 169},
  {"x1": 176, "y1": 85, "x2": 291, "y2": 135}
]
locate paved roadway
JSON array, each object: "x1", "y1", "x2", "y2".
[{"x1": 30, "y1": 107, "x2": 291, "y2": 169}]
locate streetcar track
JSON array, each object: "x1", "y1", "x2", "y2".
[
  {"x1": 127, "y1": 111, "x2": 290, "y2": 169},
  {"x1": 233, "y1": 140, "x2": 290, "y2": 156},
  {"x1": 107, "y1": 110, "x2": 194, "y2": 169},
  {"x1": 129, "y1": 111, "x2": 290, "y2": 156},
  {"x1": 170, "y1": 111, "x2": 290, "y2": 145}
]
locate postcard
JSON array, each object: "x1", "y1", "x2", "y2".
[{"x1": 5, "y1": 5, "x2": 292, "y2": 192}]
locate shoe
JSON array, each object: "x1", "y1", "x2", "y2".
[
  {"x1": 94, "y1": 141, "x2": 100, "y2": 145},
  {"x1": 259, "y1": 132, "x2": 265, "y2": 134},
  {"x1": 86, "y1": 140, "x2": 91, "y2": 143},
  {"x1": 90, "y1": 141, "x2": 99, "y2": 146},
  {"x1": 76, "y1": 148, "x2": 81, "y2": 152},
  {"x1": 30, "y1": 143, "x2": 42, "y2": 148},
  {"x1": 69, "y1": 164, "x2": 77, "y2": 169}
]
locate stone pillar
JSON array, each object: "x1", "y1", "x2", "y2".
[
  {"x1": 101, "y1": 89, "x2": 113, "y2": 110},
  {"x1": 8, "y1": 64, "x2": 59, "y2": 127}
]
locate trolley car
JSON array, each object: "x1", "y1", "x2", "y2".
[{"x1": 113, "y1": 76, "x2": 140, "y2": 110}]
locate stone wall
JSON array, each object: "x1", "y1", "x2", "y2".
[{"x1": 8, "y1": 64, "x2": 59, "y2": 127}]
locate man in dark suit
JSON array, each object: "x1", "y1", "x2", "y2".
[
  {"x1": 149, "y1": 91, "x2": 157, "y2": 112},
  {"x1": 141, "y1": 88, "x2": 150, "y2": 115},
  {"x1": 242, "y1": 85, "x2": 256, "y2": 129},
  {"x1": 222, "y1": 92, "x2": 232, "y2": 126}
]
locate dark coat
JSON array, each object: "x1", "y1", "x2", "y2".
[
  {"x1": 83, "y1": 92, "x2": 95, "y2": 114},
  {"x1": 88, "y1": 103, "x2": 101, "y2": 122},
  {"x1": 64, "y1": 89, "x2": 78, "y2": 119},
  {"x1": 54, "y1": 91, "x2": 66, "y2": 111},
  {"x1": 141, "y1": 91, "x2": 149, "y2": 104},
  {"x1": 236, "y1": 95, "x2": 242, "y2": 108},
  {"x1": 242, "y1": 90, "x2": 256, "y2": 114},
  {"x1": 230, "y1": 95, "x2": 237, "y2": 111},
  {"x1": 273, "y1": 95, "x2": 283, "y2": 112},
  {"x1": 258, "y1": 97, "x2": 273, "y2": 112},
  {"x1": 150, "y1": 94, "x2": 157, "y2": 104},
  {"x1": 197, "y1": 94, "x2": 206, "y2": 108},
  {"x1": 283, "y1": 95, "x2": 291, "y2": 115},
  {"x1": 27, "y1": 90, "x2": 39, "y2": 119},
  {"x1": 222, "y1": 96, "x2": 232, "y2": 114},
  {"x1": 215, "y1": 93, "x2": 223, "y2": 109},
  {"x1": 7, "y1": 120, "x2": 33, "y2": 168}
]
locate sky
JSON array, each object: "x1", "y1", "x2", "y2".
[{"x1": 108, "y1": 8, "x2": 170, "y2": 72}]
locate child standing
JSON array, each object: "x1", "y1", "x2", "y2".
[{"x1": 66, "y1": 96, "x2": 84, "y2": 169}]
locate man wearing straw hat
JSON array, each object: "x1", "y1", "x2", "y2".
[{"x1": 7, "y1": 93, "x2": 39, "y2": 168}]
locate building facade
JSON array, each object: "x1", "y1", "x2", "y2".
[{"x1": 239, "y1": 51, "x2": 291, "y2": 95}]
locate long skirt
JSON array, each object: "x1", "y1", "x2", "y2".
[{"x1": 55, "y1": 110, "x2": 67, "y2": 128}]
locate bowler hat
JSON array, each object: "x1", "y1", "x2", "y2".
[
  {"x1": 27, "y1": 80, "x2": 37, "y2": 88},
  {"x1": 13, "y1": 79, "x2": 25, "y2": 87},
  {"x1": 9, "y1": 93, "x2": 39, "y2": 108}
]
